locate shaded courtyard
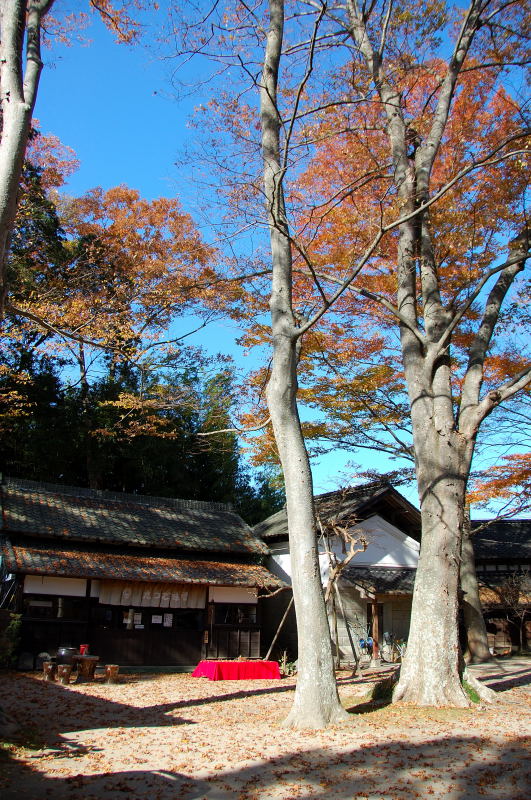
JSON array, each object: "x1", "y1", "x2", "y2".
[{"x1": 0, "y1": 659, "x2": 529, "y2": 799}]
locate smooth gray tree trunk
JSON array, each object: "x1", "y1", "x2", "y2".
[
  {"x1": 0, "y1": 0, "x2": 53, "y2": 313},
  {"x1": 344, "y1": 0, "x2": 530, "y2": 706},
  {"x1": 261, "y1": 0, "x2": 347, "y2": 728},
  {"x1": 393, "y1": 423, "x2": 471, "y2": 706}
]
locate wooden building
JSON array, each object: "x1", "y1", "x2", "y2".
[
  {"x1": 255, "y1": 482, "x2": 531, "y2": 661},
  {"x1": 0, "y1": 478, "x2": 283, "y2": 668},
  {"x1": 473, "y1": 519, "x2": 530, "y2": 653},
  {"x1": 254, "y1": 482, "x2": 422, "y2": 663}
]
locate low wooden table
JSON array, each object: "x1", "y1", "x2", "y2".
[{"x1": 71, "y1": 654, "x2": 99, "y2": 682}]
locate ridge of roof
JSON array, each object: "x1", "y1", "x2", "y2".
[
  {"x1": 1, "y1": 476, "x2": 232, "y2": 514},
  {"x1": 254, "y1": 480, "x2": 421, "y2": 540}
]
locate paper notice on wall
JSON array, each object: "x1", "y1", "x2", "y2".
[
  {"x1": 163, "y1": 613, "x2": 173, "y2": 627},
  {"x1": 133, "y1": 612, "x2": 142, "y2": 625},
  {"x1": 151, "y1": 614, "x2": 163, "y2": 624},
  {"x1": 121, "y1": 586, "x2": 132, "y2": 605}
]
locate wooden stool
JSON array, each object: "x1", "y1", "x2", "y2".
[
  {"x1": 105, "y1": 664, "x2": 120, "y2": 684},
  {"x1": 43, "y1": 661, "x2": 57, "y2": 681},
  {"x1": 73, "y1": 655, "x2": 99, "y2": 682},
  {"x1": 57, "y1": 664, "x2": 72, "y2": 685}
]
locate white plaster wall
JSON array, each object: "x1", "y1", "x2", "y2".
[
  {"x1": 267, "y1": 513, "x2": 419, "y2": 584},
  {"x1": 208, "y1": 586, "x2": 257, "y2": 604},
  {"x1": 331, "y1": 515, "x2": 419, "y2": 567},
  {"x1": 24, "y1": 575, "x2": 87, "y2": 597},
  {"x1": 267, "y1": 544, "x2": 293, "y2": 583}
]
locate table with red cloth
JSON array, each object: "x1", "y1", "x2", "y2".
[{"x1": 192, "y1": 660, "x2": 281, "y2": 680}]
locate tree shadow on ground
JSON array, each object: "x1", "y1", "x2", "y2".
[
  {"x1": 476, "y1": 666, "x2": 531, "y2": 692},
  {"x1": 0, "y1": 672, "x2": 196, "y2": 746},
  {"x1": 1, "y1": 735, "x2": 529, "y2": 800}
]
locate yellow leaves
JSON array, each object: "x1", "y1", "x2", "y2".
[
  {"x1": 45, "y1": 1, "x2": 158, "y2": 48},
  {"x1": 0, "y1": 369, "x2": 36, "y2": 432},
  {"x1": 13, "y1": 180, "x2": 217, "y2": 361}
]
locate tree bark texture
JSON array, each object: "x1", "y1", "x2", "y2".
[
  {"x1": 461, "y1": 524, "x2": 492, "y2": 663},
  {"x1": 261, "y1": 0, "x2": 347, "y2": 728},
  {"x1": 0, "y1": 0, "x2": 53, "y2": 313},
  {"x1": 393, "y1": 430, "x2": 471, "y2": 706}
]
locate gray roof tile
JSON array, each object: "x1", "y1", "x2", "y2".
[
  {"x1": 254, "y1": 482, "x2": 421, "y2": 540},
  {"x1": 472, "y1": 519, "x2": 531, "y2": 560},
  {"x1": 1, "y1": 478, "x2": 268, "y2": 556},
  {"x1": 343, "y1": 565, "x2": 417, "y2": 594}
]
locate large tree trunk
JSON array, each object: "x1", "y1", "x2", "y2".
[
  {"x1": 343, "y1": 0, "x2": 527, "y2": 708},
  {"x1": 0, "y1": 0, "x2": 53, "y2": 313},
  {"x1": 261, "y1": 0, "x2": 347, "y2": 728},
  {"x1": 461, "y1": 523, "x2": 492, "y2": 663},
  {"x1": 394, "y1": 426, "x2": 470, "y2": 706}
]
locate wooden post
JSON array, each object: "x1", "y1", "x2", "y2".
[
  {"x1": 264, "y1": 594, "x2": 294, "y2": 661},
  {"x1": 57, "y1": 664, "x2": 72, "y2": 685},
  {"x1": 334, "y1": 583, "x2": 361, "y2": 676},
  {"x1": 43, "y1": 661, "x2": 57, "y2": 681},
  {"x1": 105, "y1": 664, "x2": 120, "y2": 684},
  {"x1": 370, "y1": 601, "x2": 381, "y2": 667}
]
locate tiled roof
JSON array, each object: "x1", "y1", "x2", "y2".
[
  {"x1": 254, "y1": 482, "x2": 421, "y2": 540},
  {"x1": 1, "y1": 538, "x2": 283, "y2": 588},
  {"x1": 0, "y1": 478, "x2": 267, "y2": 556},
  {"x1": 342, "y1": 565, "x2": 417, "y2": 595},
  {"x1": 472, "y1": 519, "x2": 531, "y2": 560},
  {"x1": 477, "y1": 570, "x2": 531, "y2": 606}
]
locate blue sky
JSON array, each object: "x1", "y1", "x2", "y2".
[
  {"x1": 34, "y1": 13, "x2": 412, "y2": 499},
  {"x1": 36, "y1": 18, "x2": 189, "y2": 200}
]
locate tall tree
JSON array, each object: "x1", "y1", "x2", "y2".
[
  {"x1": 172, "y1": 0, "x2": 529, "y2": 713},
  {"x1": 295, "y1": 0, "x2": 529, "y2": 703},
  {"x1": 346, "y1": 0, "x2": 526, "y2": 705},
  {"x1": 259, "y1": 0, "x2": 348, "y2": 727}
]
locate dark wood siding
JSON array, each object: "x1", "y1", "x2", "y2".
[{"x1": 206, "y1": 627, "x2": 260, "y2": 659}]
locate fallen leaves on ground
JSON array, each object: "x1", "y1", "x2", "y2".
[{"x1": 0, "y1": 660, "x2": 529, "y2": 799}]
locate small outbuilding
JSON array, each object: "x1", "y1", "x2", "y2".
[{"x1": 255, "y1": 482, "x2": 531, "y2": 662}]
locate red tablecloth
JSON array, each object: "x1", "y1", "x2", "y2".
[{"x1": 192, "y1": 660, "x2": 281, "y2": 680}]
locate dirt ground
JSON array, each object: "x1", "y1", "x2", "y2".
[{"x1": 0, "y1": 658, "x2": 529, "y2": 800}]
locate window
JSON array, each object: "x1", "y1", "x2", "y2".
[
  {"x1": 23, "y1": 595, "x2": 88, "y2": 620},
  {"x1": 214, "y1": 604, "x2": 257, "y2": 625},
  {"x1": 93, "y1": 605, "x2": 205, "y2": 630}
]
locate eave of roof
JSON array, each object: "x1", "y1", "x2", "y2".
[
  {"x1": 342, "y1": 565, "x2": 417, "y2": 595},
  {"x1": 472, "y1": 519, "x2": 531, "y2": 560},
  {"x1": 1, "y1": 537, "x2": 284, "y2": 589}
]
